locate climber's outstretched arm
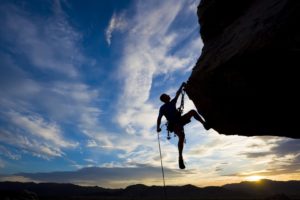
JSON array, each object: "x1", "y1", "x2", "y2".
[
  {"x1": 173, "y1": 82, "x2": 186, "y2": 103},
  {"x1": 157, "y1": 113, "x2": 163, "y2": 132}
]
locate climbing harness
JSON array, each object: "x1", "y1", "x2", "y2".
[
  {"x1": 166, "y1": 89, "x2": 186, "y2": 140},
  {"x1": 165, "y1": 123, "x2": 172, "y2": 140},
  {"x1": 157, "y1": 130, "x2": 167, "y2": 200}
]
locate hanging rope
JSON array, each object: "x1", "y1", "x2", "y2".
[{"x1": 157, "y1": 131, "x2": 167, "y2": 200}]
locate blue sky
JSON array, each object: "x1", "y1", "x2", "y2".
[{"x1": 0, "y1": 0, "x2": 299, "y2": 188}]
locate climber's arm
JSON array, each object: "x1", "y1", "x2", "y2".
[
  {"x1": 173, "y1": 82, "x2": 186, "y2": 103},
  {"x1": 157, "y1": 111, "x2": 163, "y2": 132}
]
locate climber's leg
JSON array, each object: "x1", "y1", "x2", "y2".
[
  {"x1": 181, "y1": 109, "x2": 210, "y2": 130},
  {"x1": 174, "y1": 125, "x2": 185, "y2": 169}
]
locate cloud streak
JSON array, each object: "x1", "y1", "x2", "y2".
[
  {"x1": 97, "y1": 0, "x2": 206, "y2": 174},
  {"x1": 110, "y1": 0, "x2": 203, "y2": 135},
  {"x1": 0, "y1": 1, "x2": 104, "y2": 160},
  {"x1": 0, "y1": 129, "x2": 64, "y2": 158},
  {"x1": 0, "y1": 145, "x2": 21, "y2": 160},
  {"x1": 105, "y1": 12, "x2": 127, "y2": 45},
  {"x1": 7, "y1": 111, "x2": 77, "y2": 148},
  {"x1": 3, "y1": 0, "x2": 90, "y2": 76}
]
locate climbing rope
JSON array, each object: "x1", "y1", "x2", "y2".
[{"x1": 157, "y1": 131, "x2": 167, "y2": 200}]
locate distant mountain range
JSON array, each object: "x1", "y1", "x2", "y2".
[{"x1": 1, "y1": 179, "x2": 300, "y2": 200}]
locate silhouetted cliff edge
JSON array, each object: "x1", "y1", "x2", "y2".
[{"x1": 186, "y1": 0, "x2": 300, "y2": 138}]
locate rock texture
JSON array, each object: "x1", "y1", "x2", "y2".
[{"x1": 186, "y1": 0, "x2": 300, "y2": 138}]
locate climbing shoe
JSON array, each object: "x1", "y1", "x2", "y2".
[
  {"x1": 179, "y1": 157, "x2": 185, "y2": 169},
  {"x1": 203, "y1": 122, "x2": 211, "y2": 130}
]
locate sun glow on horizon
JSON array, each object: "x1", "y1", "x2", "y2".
[{"x1": 246, "y1": 175, "x2": 264, "y2": 182}]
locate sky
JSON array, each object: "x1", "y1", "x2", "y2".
[{"x1": 0, "y1": 0, "x2": 299, "y2": 189}]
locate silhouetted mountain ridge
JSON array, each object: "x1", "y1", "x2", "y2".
[
  {"x1": 0, "y1": 181, "x2": 116, "y2": 196},
  {"x1": 224, "y1": 179, "x2": 300, "y2": 197},
  {"x1": 1, "y1": 179, "x2": 300, "y2": 200},
  {"x1": 122, "y1": 183, "x2": 246, "y2": 199}
]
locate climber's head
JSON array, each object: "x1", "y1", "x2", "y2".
[{"x1": 160, "y1": 93, "x2": 170, "y2": 103}]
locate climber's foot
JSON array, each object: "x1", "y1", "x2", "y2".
[
  {"x1": 179, "y1": 157, "x2": 185, "y2": 169},
  {"x1": 203, "y1": 122, "x2": 211, "y2": 130}
]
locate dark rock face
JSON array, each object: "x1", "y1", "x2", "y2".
[{"x1": 186, "y1": 0, "x2": 300, "y2": 138}]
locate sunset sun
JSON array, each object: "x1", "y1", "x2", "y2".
[{"x1": 246, "y1": 176, "x2": 264, "y2": 182}]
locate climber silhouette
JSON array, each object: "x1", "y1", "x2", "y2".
[{"x1": 156, "y1": 82, "x2": 210, "y2": 169}]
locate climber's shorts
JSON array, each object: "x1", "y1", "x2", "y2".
[{"x1": 167, "y1": 113, "x2": 191, "y2": 133}]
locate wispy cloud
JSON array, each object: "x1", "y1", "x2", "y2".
[
  {"x1": 105, "y1": 12, "x2": 127, "y2": 46},
  {"x1": 0, "y1": 0, "x2": 104, "y2": 160},
  {"x1": 0, "y1": 1, "x2": 83, "y2": 77},
  {"x1": 100, "y1": 0, "x2": 205, "y2": 173},
  {"x1": 216, "y1": 137, "x2": 300, "y2": 179},
  {"x1": 0, "y1": 145, "x2": 21, "y2": 160},
  {"x1": 0, "y1": 175, "x2": 32, "y2": 182},
  {"x1": 262, "y1": 139, "x2": 300, "y2": 176},
  {"x1": 7, "y1": 111, "x2": 77, "y2": 148},
  {"x1": 0, "y1": 158, "x2": 5, "y2": 168},
  {"x1": 109, "y1": 0, "x2": 202, "y2": 133},
  {"x1": 0, "y1": 129, "x2": 64, "y2": 159},
  {"x1": 86, "y1": 140, "x2": 97, "y2": 148}
]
